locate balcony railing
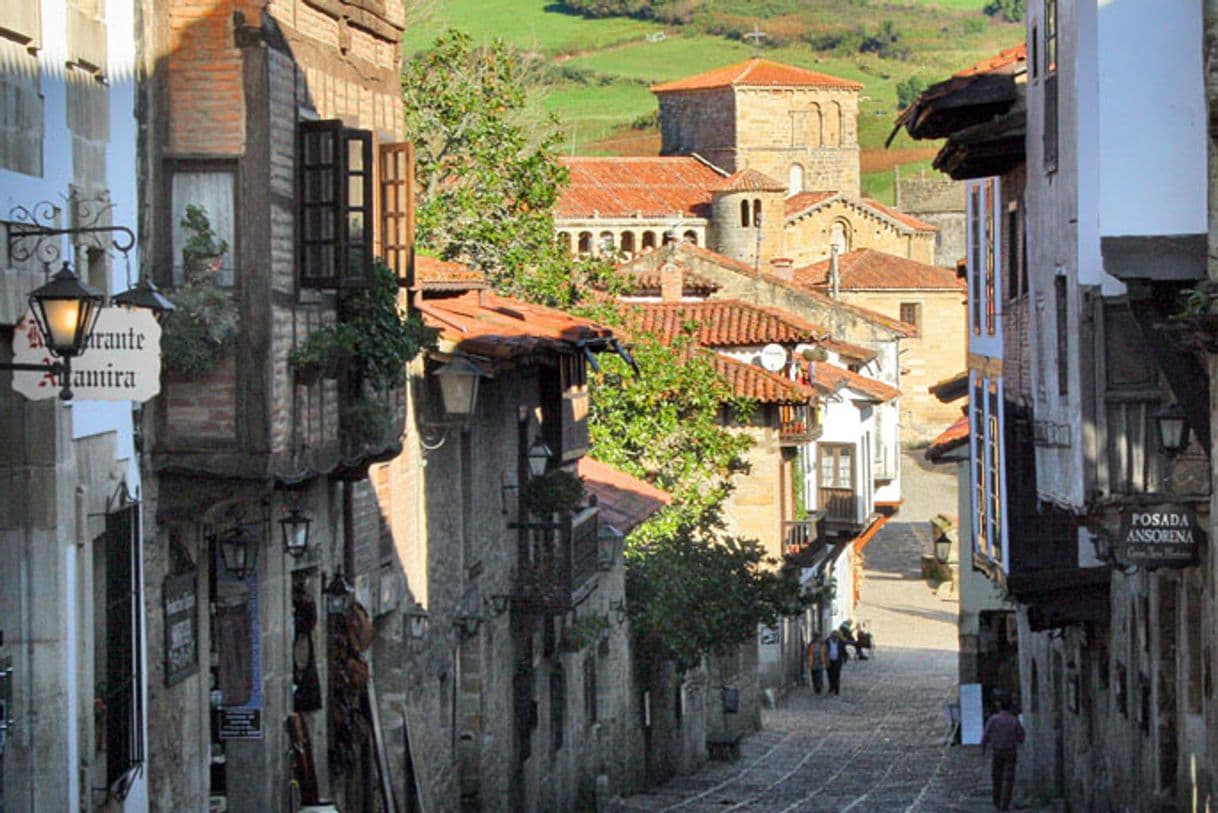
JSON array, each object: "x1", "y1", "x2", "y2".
[
  {"x1": 513, "y1": 506, "x2": 599, "y2": 614},
  {"x1": 778, "y1": 403, "x2": 821, "y2": 446},
  {"x1": 783, "y1": 514, "x2": 825, "y2": 556},
  {"x1": 821, "y1": 488, "x2": 859, "y2": 525}
]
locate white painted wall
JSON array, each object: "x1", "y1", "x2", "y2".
[{"x1": 1096, "y1": 0, "x2": 1206, "y2": 239}]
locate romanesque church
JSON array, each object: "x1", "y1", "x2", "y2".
[{"x1": 555, "y1": 57, "x2": 938, "y2": 271}]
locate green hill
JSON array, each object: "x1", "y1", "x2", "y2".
[{"x1": 404, "y1": 1, "x2": 1023, "y2": 201}]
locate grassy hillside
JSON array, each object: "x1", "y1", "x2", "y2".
[{"x1": 405, "y1": 1, "x2": 1023, "y2": 201}]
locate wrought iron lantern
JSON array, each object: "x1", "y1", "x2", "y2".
[
  {"x1": 404, "y1": 603, "x2": 430, "y2": 640},
  {"x1": 1154, "y1": 402, "x2": 1189, "y2": 453},
  {"x1": 217, "y1": 526, "x2": 258, "y2": 580},
  {"x1": 324, "y1": 572, "x2": 353, "y2": 617},
  {"x1": 279, "y1": 506, "x2": 312, "y2": 558},
  {"x1": 454, "y1": 613, "x2": 482, "y2": 640},
  {"x1": 526, "y1": 438, "x2": 553, "y2": 478},
  {"x1": 433, "y1": 357, "x2": 481, "y2": 424},
  {"x1": 113, "y1": 276, "x2": 176, "y2": 319},
  {"x1": 934, "y1": 534, "x2": 952, "y2": 565}
]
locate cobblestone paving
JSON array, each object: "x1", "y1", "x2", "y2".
[{"x1": 615, "y1": 455, "x2": 1053, "y2": 813}]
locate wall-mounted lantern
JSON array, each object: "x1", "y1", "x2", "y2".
[
  {"x1": 527, "y1": 438, "x2": 552, "y2": 478},
  {"x1": 610, "y1": 598, "x2": 628, "y2": 625},
  {"x1": 324, "y1": 572, "x2": 353, "y2": 617},
  {"x1": 934, "y1": 534, "x2": 951, "y2": 565},
  {"x1": 485, "y1": 594, "x2": 512, "y2": 617},
  {"x1": 1154, "y1": 402, "x2": 1189, "y2": 453},
  {"x1": 113, "y1": 276, "x2": 176, "y2": 319},
  {"x1": 404, "y1": 603, "x2": 430, "y2": 640},
  {"x1": 454, "y1": 613, "x2": 482, "y2": 641},
  {"x1": 216, "y1": 526, "x2": 258, "y2": 580},
  {"x1": 279, "y1": 505, "x2": 312, "y2": 559},
  {"x1": 433, "y1": 357, "x2": 481, "y2": 425}
]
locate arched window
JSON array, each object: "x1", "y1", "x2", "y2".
[
  {"x1": 619, "y1": 231, "x2": 636, "y2": 256},
  {"x1": 830, "y1": 219, "x2": 851, "y2": 254},
  {"x1": 661, "y1": 229, "x2": 675, "y2": 246},
  {"x1": 753, "y1": 199, "x2": 762, "y2": 228},
  {"x1": 788, "y1": 164, "x2": 804, "y2": 197},
  {"x1": 577, "y1": 232, "x2": 592, "y2": 255},
  {"x1": 597, "y1": 231, "x2": 614, "y2": 255},
  {"x1": 740, "y1": 199, "x2": 750, "y2": 228},
  {"x1": 683, "y1": 230, "x2": 698, "y2": 246},
  {"x1": 641, "y1": 231, "x2": 657, "y2": 250},
  {"x1": 824, "y1": 101, "x2": 842, "y2": 146}
]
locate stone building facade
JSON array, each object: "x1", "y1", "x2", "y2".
[{"x1": 895, "y1": 168, "x2": 966, "y2": 269}]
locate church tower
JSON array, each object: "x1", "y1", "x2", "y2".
[
  {"x1": 652, "y1": 57, "x2": 863, "y2": 198},
  {"x1": 710, "y1": 168, "x2": 786, "y2": 268}
]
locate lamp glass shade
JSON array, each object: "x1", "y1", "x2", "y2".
[
  {"x1": 934, "y1": 535, "x2": 951, "y2": 564},
  {"x1": 435, "y1": 358, "x2": 481, "y2": 420},
  {"x1": 405, "y1": 604, "x2": 430, "y2": 639},
  {"x1": 218, "y1": 528, "x2": 256, "y2": 579},
  {"x1": 28, "y1": 263, "x2": 104, "y2": 358},
  {"x1": 527, "y1": 439, "x2": 552, "y2": 478},
  {"x1": 324, "y1": 573, "x2": 352, "y2": 616},
  {"x1": 280, "y1": 508, "x2": 311, "y2": 558},
  {"x1": 113, "y1": 277, "x2": 176, "y2": 319},
  {"x1": 1155, "y1": 403, "x2": 1188, "y2": 451}
]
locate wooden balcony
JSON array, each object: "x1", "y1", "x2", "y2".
[
  {"x1": 783, "y1": 513, "x2": 826, "y2": 557},
  {"x1": 512, "y1": 506, "x2": 599, "y2": 614},
  {"x1": 821, "y1": 488, "x2": 861, "y2": 528},
  {"x1": 778, "y1": 403, "x2": 821, "y2": 446}
]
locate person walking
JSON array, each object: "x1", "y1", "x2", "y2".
[
  {"x1": 806, "y1": 633, "x2": 827, "y2": 694},
  {"x1": 825, "y1": 629, "x2": 849, "y2": 695},
  {"x1": 981, "y1": 697, "x2": 1026, "y2": 810}
]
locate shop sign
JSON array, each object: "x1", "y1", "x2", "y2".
[
  {"x1": 11, "y1": 307, "x2": 161, "y2": 402},
  {"x1": 1115, "y1": 504, "x2": 1203, "y2": 569},
  {"x1": 163, "y1": 569, "x2": 199, "y2": 687},
  {"x1": 216, "y1": 553, "x2": 263, "y2": 739}
]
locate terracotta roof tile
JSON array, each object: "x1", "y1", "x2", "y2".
[
  {"x1": 795, "y1": 249, "x2": 966, "y2": 291},
  {"x1": 624, "y1": 299, "x2": 828, "y2": 347},
  {"x1": 557, "y1": 156, "x2": 726, "y2": 219},
  {"x1": 651, "y1": 57, "x2": 863, "y2": 93},
  {"x1": 419, "y1": 291, "x2": 614, "y2": 362},
  {"x1": 609, "y1": 259, "x2": 721, "y2": 296},
  {"x1": 954, "y1": 43, "x2": 1027, "y2": 77},
  {"x1": 785, "y1": 190, "x2": 839, "y2": 218},
  {"x1": 577, "y1": 457, "x2": 671, "y2": 533},
  {"x1": 711, "y1": 352, "x2": 817, "y2": 404},
  {"x1": 714, "y1": 168, "x2": 786, "y2": 193},
  {"x1": 416, "y1": 255, "x2": 489, "y2": 291},
  {"x1": 819, "y1": 337, "x2": 877, "y2": 363},
  {"x1": 858, "y1": 197, "x2": 938, "y2": 232},
  {"x1": 806, "y1": 361, "x2": 900, "y2": 402},
  {"x1": 925, "y1": 414, "x2": 970, "y2": 461}
]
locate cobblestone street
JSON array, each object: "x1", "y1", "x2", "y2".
[{"x1": 615, "y1": 455, "x2": 1053, "y2": 813}]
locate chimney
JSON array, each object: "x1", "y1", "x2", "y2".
[
  {"x1": 829, "y1": 246, "x2": 840, "y2": 300},
  {"x1": 769, "y1": 257, "x2": 794, "y2": 281},
  {"x1": 659, "y1": 261, "x2": 683, "y2": 302}
]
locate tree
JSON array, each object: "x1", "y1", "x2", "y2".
[
  {"x1": 896, "y1": 76, "x2": 928, "y2": 110},
  {"x1": 402, "y1": 29, "x2": 575, "y2": 305},
  {"x1": 984, "y1": 0, "x2": 1024, "y2": 22}
]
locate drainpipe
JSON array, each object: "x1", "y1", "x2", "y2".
[{"x1": 829, "y1": 246, "x2": 840, "y2": 300}]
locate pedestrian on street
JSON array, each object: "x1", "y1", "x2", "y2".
[
  {"x1": 840, "y1": 620, "x2": 868, "y2": 660},
  {"x1": 981, "y1": 697, "x2": 1025, "y2": 810},
  {"x1": 826, "y1": 629, "x2": 848, "y2": 695},
  {"x1": 806, "y1": 633, "x2": 827, "y2": 694}
]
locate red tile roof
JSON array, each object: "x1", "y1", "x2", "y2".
[
  {"x1": 418, "y1": 291, "x2": 614, "y2": 361},
  {"x1": 925, "y1": 414, "x2": 970, "y2": 461},
  {"x1": 954, "y1": 43, "x2": 1027, "y2": 78},
  {"x1": 416, "y1": 255, "x2": 489, "y2": 291},
  {"x1": 806, "y1": 361, "x2": 900, "y2": 403},
  {"x1": 819, "y1": 337, "x2": 877, "y2": 363},
  {"x1": 785, "y1": 190, "x2": 839, "y2": 218},
  {"x1": 624, "y1": 299, "x2": 828, "y2": 347},
  {"x1": 858, "y1": 197, "x2": 938, "y2": 232},
  {"x1": 795, "y1": 249, "x2": 965, "y2": 291},
  {"x1": 557, "y1": 156, "x2": 726, "y2": 219},
  {"x1": 609, "y1": 261, "x2": 721, "y2": 297},
  {"x1": 711, "y1": 352, "x2": 817, "y2": 404},
  {"x1": 651, "y1": 57, "x2": 863, "y2": 93},
  {"x1": 715, "y1": 168, "x2": 786, "y2": 193},
  {"x1": 577, "y1": 457, "x2": 671, "y2": 533}
]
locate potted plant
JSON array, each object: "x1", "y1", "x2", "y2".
[
  {"x1": 180, "y1": 204, "x2": 229, "y2": 283},
  {"x1": 160, "y1": 282, "x2": 238, "y2": 381},
  {"x1": 522, "y1": 468, "x2": 585, "y2": 518},
  {"x1": 342, "y1": 395, "x2": 395, "y2": 448},
  {"x1": 289, "y1": 323, "x2": 359, "y2": 385}
]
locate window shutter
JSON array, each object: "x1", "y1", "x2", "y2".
[
  {"x1": 379, "y1": 142, "x2": 415, "y2": 286},
  {"x1": 299, "y1": 120, "x2": 344, "y2": 288},
  {"x1": 343, "y1": 129, "x2": 373, "y2": 285}
]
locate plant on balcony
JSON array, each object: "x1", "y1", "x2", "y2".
[
  {"x1": 180, "y1": 204, "x2": 229, "y2": 282},
  {"x1": 522, "y1": 468, "x2": 585, "y2": 518},
  {"x1": 160, "y1": 281, "x2": 238, "y2": 381},
  {"x1": 559, "y1": 614, "x2": 609, "y2": 653},
  {"x1": 289, "y1": 323, "x2": 359, "y2": 384},
  {"x1": 342, "y1": 395, "x2": 396, "y2": 448},
  {"x1": 342, "y1": 260, "x2": 439, "y2": 390}
]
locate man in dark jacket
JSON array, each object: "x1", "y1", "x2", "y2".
[
  {"x1": 825, "y1": 629, "x2": 848, "y2": 695},
  {"x1": 981, "y1": 697, "x2": 1026, "y2": 810}
]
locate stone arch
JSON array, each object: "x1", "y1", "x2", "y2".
[
  {"x1": 740, "y1": 199, "x2": 750, "y2": 228},
  {"x1": 641, "y1": 231, "x2": 657, "y2": 250},
  {"x1": 597, "y1": 231, "x2": 614, "y2": 255},
  {"x1": 753, "y1": 198, "x2": 762, "y2": 228},
  {"x1": 683, "y1": 230, "x2": 697, "y2": 246},
  {"x1": 823, "y1": 101, "x2": 841, "y2": 147},
  {"x1": 808, "y1": 102, "x2": 822, "y2": 147},
  {"x1": 662, "y1": 229, "x2": 676, "y2": 246},
  {"x1": 788, "y1": 163, "x2": 804, "y2": 197},
  {"x1": 830, "y1": 218, "x2": 852, "y2": 254},
  {"x1": 577, "y1": 231, "x2": 592, "y2": 255},
  {"x1": 619, "y1": 231, "x2": 636, "y2": 256}
]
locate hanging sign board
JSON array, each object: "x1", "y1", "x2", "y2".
[
  {"x1": 11, "y1": 307, "x2": 162, "y2": 402},
  {"x1": 163, "y1": 569, "x2": 199, "y2": 687},
  {"x1": 1115, "y1": 503, "x2": 1202, "y2": 569}
]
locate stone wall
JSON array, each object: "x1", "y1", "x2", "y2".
[
  {"x1": 895, "y1": 172, "x2": 966, "y2": 270},
  {"x1": 785, "y1": 197, "x2": 937, "y2": 267},
  {"x1": 657, "y1": 88, "x2": 737, "y2": 170},
  {"x1": 712, "y1": 189, "x2": 785, "y2": 269}
]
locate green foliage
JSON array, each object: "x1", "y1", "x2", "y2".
[
  {"x1": 963, "y1": 16, "x2": 988, "y2": 34},
  {"x1": 179, "y1": 204, "x2": 228, "y2": 264},
  {"x1": 343, "y1": 396, "x2": 395, "y2": 446},
  {"x1": 896, "y1": 75, "x2": 928, "y2": 110},
  {"x1": 403, "y1": 29, "x2": 577, "y2": 307},
  {"x1": 288, "y1": 323, "x2": 359, "y2": 373},
  {"x1": 522, "y1": 469, "x2": 586, "y2": 517},
  {"x1": 342, "y1": 261, "x2": 439, "y2": 390},
  {"x1": 561, "y1": 614, "x2": 610, "y2": 651},
  {"x1": 625, "y1": 522, "x2": 809, "y2": 670},
  {"x1": 557, "y1": 0, "x2": 701, "y2": 25},
  {"x1": 984, "y1": 0, "x2": 1024, "y2": 22},
  {"x1": 1175, "y1": 280, "x2": 1218, "y2": 318},
  {"x1": 160, "y1": 281, "x2": 237, "y2": 380}
]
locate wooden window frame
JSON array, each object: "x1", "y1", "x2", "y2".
[
  {"x1": 298, "y1": 120, "x2": 374, "y2": 289},
  {"x1": 984, "y1": 180, "x2": 996, "y2": 335},
  {"x1": 1055, "y1": 274, "x2": 1069, "y2": 396},
  {"x1": 899, "y1": 302, "x2": 922, "y2": 332},
  {"x1": 102, "y1": 502, "x2": 145, "y2": 791},
  {"x1": 969, "y1": 186, "x2": 982, "y2": 336},
  {"x1": 1044, "y1": 0, "x2": 1059, "y2": 173}
]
